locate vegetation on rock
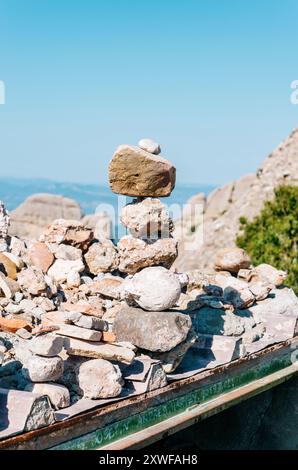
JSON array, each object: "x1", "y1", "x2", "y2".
[{"x1": 237, "y1": 185, "x2": 298, "y2": 294}]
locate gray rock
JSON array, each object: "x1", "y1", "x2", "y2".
[
  {"x1": 113, "y1": 305, "x2": 192, "y2": 352},
  {"x1": 55, "y1": 324, "x2": 102, "y2": 342},
  {"x1": 191, "y1": 307, "x2": 255, "y2": 337},
  {"x1": 29, "y1": 333, "x2": 64, "y2": 357},
  {"x1": 22, "y1": 355, "x2": 64, "y2": 382},
  {"x1": 77, "y1": 359, "x2": 123, "y2": 399},
  {"x1": 122, "y1": 266, "x2": 181, "y2": 311},
  {"x1": 150, "y1": 328, "x2": 196, "y2": 373},
  {"x1": 25, "y1": 382, "x2": 70, "y2": 410}
]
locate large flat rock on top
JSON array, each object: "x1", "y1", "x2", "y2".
[
  {"x1": 109, "y1": 145, "x2": 176, "y2": 197},
  {"x1": 113, "y1": 305, "x2": 192, "y2": 352}
]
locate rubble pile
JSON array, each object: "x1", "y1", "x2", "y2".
[{"x1": 1, "y1": 138, "x2": 298, "y2": 434}]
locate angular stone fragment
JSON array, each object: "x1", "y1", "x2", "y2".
[
  {"x1": 248, "y1": 287, "x2": 298, "y2": 319},
  {"x1": 49, "y1": 243, "x2": 83, "y2": 261},
  {"x1": 193, "y1": 334, "x2": 243, "y2": 362},
  {"x1": 0, "y1": 388, "x2": 55, "y2": 432},
  {"x1": 62, "y1": 300, "x2": 105, "y2": 318},
  {"x1": 215, "y1": 273, "x2": 255, "y2": 309},
  {"x1": 122, "y1": 266, "x2": 181, "y2": 311},
  {"x1": 120, "y1": 198, "x2": 173, "y2": 239},
  {"x1": 27, "y1": 242, "x2": 54, "y2": 273},
  {"x1": 109, "y1": 145, "x2": 176, "y2": 197},
  {"x1": 64, "y1": 337, "x2": 135, "y2": 364},
  {"x1": 25, "y1": 382, "x2": 70, "y2": 410},
  {"x1": 118, "y1": 236, "x2": 177, "y2": 274},
  {"x1": 18, "y1": 267, "x2": 48, "y2": 296},
  {"x1": 84, "y1": 240, "x2": 119, "y2": 274},
  {"x1": 29, "y1": 333, "x2": 64, "y2": 357},
  {"x1": 40, "y1": 219, "x2": 93, "y2": 250},
  {"x1": 250, "y1": 264, "x2": 287, "y2": 287},
  {"x1": 214, "y1": 247, "x2": 251, "y2": 274},
  {"x1": 22, "y1": 355, "x2": 64, "y2": 382},
  {"x1": 0, "y1": 253, "x2": 17, "y2": 280},
  {"x1": 77, "y1": 359, "x2": 123, "y2": 399},
  {"x1": 47, "y1": 258, "x2": 84, "y2": 284},
  {"x1": 91, "y1": 275, "x2": 124, "y2": 299},
  {"x1": 113, "y1": 305, "x2": 191, "y2": 352},
  {"x1": 150, "y1": 329, "x2": 196, "y2": 373},
  {"x1": 0, "y1": 272, "x2": 20, "y2": 298},
  {"x1": 138, "y1": 138, "x2": 161, "y2": 155},
  {"x1": 0, "y1": 316, "x2": 31, "y2": 333},
  {"x1": 55, "y1": 324, "x2": 102, "y2": 342}
]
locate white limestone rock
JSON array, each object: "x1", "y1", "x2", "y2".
[
  {"x1": 122, "y1": 266, "x2": 181, "y2": 311},
  {"x1": 77, "y1": 359, "x2": 123, "y2": 399}
]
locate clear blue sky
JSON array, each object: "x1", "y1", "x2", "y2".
[{"x1": 0, "y1": 0, "x2": 297, "y2": 186}]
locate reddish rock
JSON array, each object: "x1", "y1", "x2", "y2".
[{"x1": 28, "y1": 242, "x2": 54, "y2": 273}]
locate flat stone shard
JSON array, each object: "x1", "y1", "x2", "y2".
[
  {"x1": 214, "y1": 247, "x2": 251, "y2": 274},
  {"x1": 22, "y1": 355, "x2": 64, "y2": 382},
  {"x1": 55, "y1": 324, "x2": 102, "y2": 342},
  {"x1": 109, "y1": 145, "x2": 176, "y2": 197},
  {"x1": 122, "y1": 266, "x2": 181, "y2": 311},
  {"x1": 64, "y1": 337, "x2": 135, "y2": 364},
  {"x1": 138, "y1": 138, "x2": 161, "y2": 155},
  {"x1": 120, "y1": 198, "x2": 173, "y2": 239},
  {"x1": 25, "y1": 382, "x2": 70, "y2": 409},
  {"x1": 118, "y1": 237, "x2": 178, "y2": 274},
  {"x1": 91, "y1": 275, "x2": 124, "y2": 299},
  {"x1": 77, "y1": 359, "x2": 123, "y2": 399},
  {"x1": 29, "y1": 333, "x2": 64, "y2": 357},
  {"x1": 84, "y1": 240, "x2": 119, "y2": 274},
  {"x1": 113, "y1": 305, "x2": 191, "y2": 352}
]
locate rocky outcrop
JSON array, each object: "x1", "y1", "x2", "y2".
[
  {"x1": 9, "y1": 194, "x2": 83, "y2": 240},
  {"x1": 174, "y1": 127, "x2": 298, "y2": 270}
]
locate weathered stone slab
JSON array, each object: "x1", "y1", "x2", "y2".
[
  {"x1": 55, "y1": 324, "x2": 102, "y2": 342},
  {"x1": 192, "y1": 334, "x2": 242, "y2": 362},
  {"x1": 113, "y1": 305, "x2": 191, "y2": 352},
  {"x1": 25, "y1": 382, "x2": 70, "y2": 410},
  {"x1": 29, "y1": 333, "x2": 64, "y2": 357},
  {"x1": 64, "y1": 337, "x2": 135, "y2": 364},
  {"x1": 191, "y1": 307, "x2": 255, "y2": 336}
]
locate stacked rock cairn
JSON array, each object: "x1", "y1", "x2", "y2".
[{"x1": 0, "y1": 138, "x2": 297, "y2": 423}]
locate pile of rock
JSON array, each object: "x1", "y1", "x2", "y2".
[{"x1": 0, "y1": 138, "x2": 297, "y2": 428}]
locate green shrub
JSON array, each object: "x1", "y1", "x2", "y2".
[{"x1": 236, "y1": 185, "x2": 298, "y2": 294}]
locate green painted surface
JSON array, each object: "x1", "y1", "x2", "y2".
[{"x1": 51, "y1": 353, "x2": 291, "y2": 450}]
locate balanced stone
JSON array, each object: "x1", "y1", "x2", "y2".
[
  {"x1": 84, "y1": 240, "x2": 119, "y2": 274},
  {"x1": 118, "y1": 237, "x2": 178, "y2": 275},
  {"x1": 113, "y1": 305, "x2": 191, "y2": 352},
  {"x1": 120, "y1": 198, "x2": 173, "y2": 239},
  {"x1": 109, "y1": 145, "x2": 176, "y2": 197},
  {"x1": 138, "y1": 138, "x2": 161, "y2": 155},
  {"x1": 122, "y1": 266, "x2": 181, "y2": 311},
  {"x1": 77, "y1": 359, "x2": 123, "y2": 399}
]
